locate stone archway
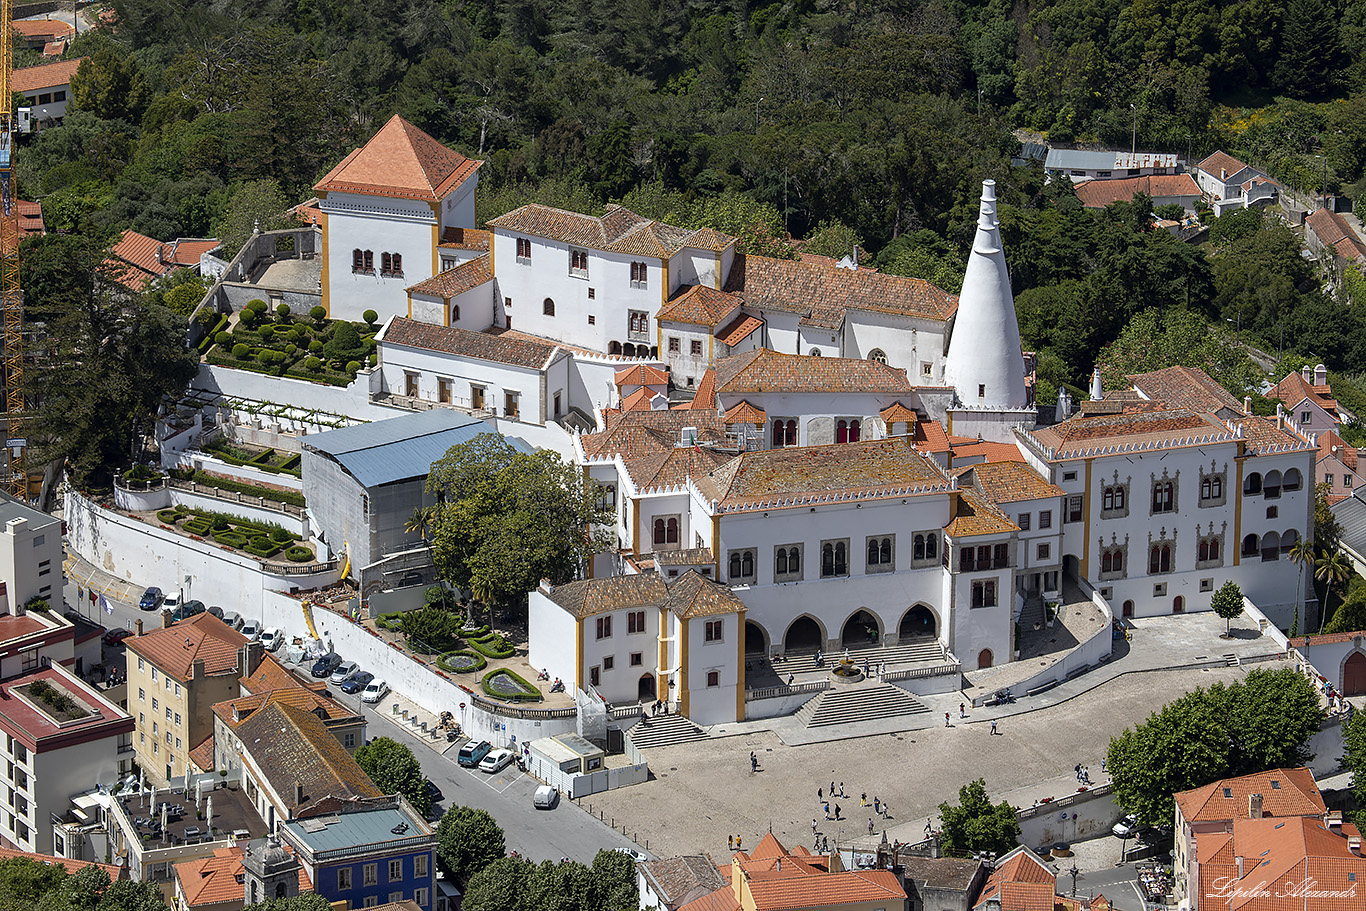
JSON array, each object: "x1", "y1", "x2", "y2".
[
  {"x1": 1344, "y1": 651, "x2": 1366, "y2": 697},
  {"x1": 745, "y1": 620, "x2": 769, "y2": 656},
  {"x1": 840, "y1": 609, "x2": 881, "y2": 648},
  {"x1": 898, "y1": 604, "x2": 937, "y2": 639},
  {"x1": 784, "y1": 615, "x2": 825, "y2": 652},
  {"x1": 638, "y1": 673, "x2": 657, "y2": 701}
]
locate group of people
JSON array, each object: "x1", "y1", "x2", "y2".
[
  {"x1": 1074, "y1": 763, "x2": 1093, "y2": 786},
  {"x1": 813, "y1": 781, "x2": 891, "y2": 843}
]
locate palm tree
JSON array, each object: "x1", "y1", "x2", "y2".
[
  {"x1": 1314, "y1": 548, "x2": 1353, "y2": 634},
  {"x1": 405, "y1": 505, "x2": 435, "y2": 542},
  {"x1": 1288, "y1": 538, "x2": 1316, "y2": 632}
]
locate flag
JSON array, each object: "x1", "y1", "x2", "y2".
[{"x1": 100, "y1": 594, "x2": 112, "y2": 614}]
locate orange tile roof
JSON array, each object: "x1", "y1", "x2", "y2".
[
  {"x1": 694, "y1": 438, "x2": 948, "y2": 512},
  {"x1": 126, "y1": 614, "x2": 248, "y2": 682},
  {"x1": 657, "y1": 285, "x2": 740, "y2": 327},
  {"x1": 438, "y1": 226, "x2": 490, "y2": 250},
  {"x1": 235, "y1": 700, "x2": 380, "y2": 810},
  {"x1": 1227, "y1": 415, "x2": 1316, "y2": 455},
  {"x1": 1075, "y1": 174, "x2": 1201, "y2": 208},
  {"x1": 1127, "y1": 366, "x2": 1242, "y2": 414},
  {"x1": 176, "y1": 845, "x2": 312, "y2": 908},
  {"x1": 1174, "y1": 767, "x2": 1324, "y2": 824},
  {"x1": 1288, "y1": 630, "x2": 1366, "y2": 647},
  {"x1": 315, "y1": 114, "x2": 481, "y2": 202},
  {"x1": 581, "y1": 409, "x2": 728, "y2": 464},
  {"x1": 11, "y1": 19, "x2": 72, "y2": 39},
  {"x1": 1268, "y1": 371, "x2": 1338, "y2": 416},
  {"x1": 626, "y1": 445, "x2": 734, "y2": 492},
  {"x1": 912, "y1": 419, "x2": 953, "y2": 454},
  {"x1": 11, "y1": 57, "x2": 83, "y2": 93},
  {"x1": 1030, "y1": 408, "x2": 1232, "y2": 458},
  {"x1": 105, "y1": 229, "x2": 171, "y2": 290},
  {"x1": 1198, "y1": 150, "x2": 1250, "y2": 178},
  {"x1": 724, "y1": 253, "x2": 957, "y2": 326},
  {"x1": 242, "y1": 653, "x2": 323, "y2": 696},
  {"x1": 215, "y1": 687, "x2": 362, "y2": 731},
  {"x1": 962, "y1": 460, "x2": 1064, "y2": 504},
  {"x1": 1193, "y1": 816, "x2": 1366, "y2": 911},
  {"x1": 622, "y1": 386, "x2": 661, "y2": 412},
  {"x1": 188, "y1": 735, "x2": 215, "y2": 773},
  {"x1": 167, "y1": 239, "x2": 219, "y2": 267},
  {"x1": 406, "y1": 253, "x2": 493, "y2": 298},
  {"x1": 616, "y1": 364, "x2": 669, "y2": 387},
  {"x1": 974, "y1": 847, "x2": 1058, "y2": 911},
  {"x1": 291, "y1": 198, "x2": 323, "y2": 227},
  {"x1": 488, "y1": 204, "x2": 735, "y2": 259},
  {"x1": 384, "y1": 317, "x2": 560, "y2": 369},
  {"x1": 952, "y1": 439, "x2": 1025, "y2": 463},
  {"x1": 946, "y1": 488, "x2": 1019, "y2": 536},
  {"x1": 0, "y1": 847, "x2": 121, "y2": 881},
  {"x1": 678, "y1": 889, "x2": 740, "y2": 911},
  {"x1": 1317, "y1": 429, "x2": 1357, "y2": 472},
  {"x1": 16, "y1": 200, "x2": 44, "y2": 236},
  {"x1": 724, "y1": 401, "x2": 766, "y2": 425},
  {"x1": 1307, "y1": 209, "x2": 1366, "y2": 262},
  {"x1": 686, "y1": 369, "x2": 718, "y2": 411},
  {"x1": 717, "y1": 314, "x2": 763, "y2": 347},
  {"x1": 715, "y1": 348, "x2": 913, "y2": 395},
  {"x1": 879, "y1": 402, "x2": 919, "y2": 424}
]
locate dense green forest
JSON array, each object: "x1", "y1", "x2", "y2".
[{"x1": 17, "y1": 0, "x2": 1366, "y2": 402}]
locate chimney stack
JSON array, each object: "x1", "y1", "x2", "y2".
[
  {"x1": 191, "y1": 658, "x2": 205, "y2": 680},
  {"x1": 1236, "y1": 856, "x2": 1244, "y2": 878},
  {"x1": 1350, "y1": 835, "x2": 1362, "y2": 854},
  {"x1": 1302, "y1": 366, "x2": 1312, "y2": 383},
  {"x1": 1243, "y1": 396, "x2": 1252, "y2": 415},
  {"x1": 1315, "y1": 364, "x2": 1327, "y2": 386},
  {"x1": 135, "y1": 619, "x2": 144, "y2": 636},
  {"x1": 1249, "y1": 793, "x2": 1263, "y2": 818},
  {"x1": 1089, "y1": 368, "x2": 1103, "y2": 402},
  {"x1": 162, "y1": 609, "x2": 173, "y2": 629},
  {"x1": 1328, "y1": 810, "x2": 1342, "y2": 828}
]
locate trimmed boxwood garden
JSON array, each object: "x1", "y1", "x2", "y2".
[
  {"x1": 155, "y1": 507, "x2": 316, "y2": 563},
  {"x1": 481, "y1": 668, "x2": 541, "y2": 701},
  {"x1": 168, "y1": 467, "x2": 307, "y2": 508},
  {"x1": 466, "y1": 631, "x2": 515, "y2": 659},
  {"x1": 437, "y1": 650, "x2": 486, "y2": 673},
  {"x1": 203, "y1": 309, "x2": 376, "y2": 385}
]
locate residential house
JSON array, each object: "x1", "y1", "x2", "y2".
[
  {"x1": 211, "y1": 683, "x2": 366, "y2": 780},
  {"x1": 875, "y1": 851, "x2": 984, "y2": 911},
  {"x1": 174, "y1": 843, "x2": 312, "y2": 911},
  {"x1": 1074, "y1": 174, "x2": 1202, "y2": 212},
  {"x1": 105, "y1": 230, "x2": 221, "y2": 292},
  {"x1": 1332, "y1": 486, "x2": 1366, "y2": 578},
  {"x1": 1185, "y1": 814, "x2": 1363, "y2": 910},
  {"x1": 15, "y1": 201, "x2": 44, "y2": 236},
  {"x1": 1268, "y1": 365, "x2": 1341, "y2": 437},
  {"x1": 124, "y1": 614, "x2": 253, "y2": 785},
  {"x1": 637, "y1": 855, "x2": 728, "y2": 911},
  {"x1": 0, "y1": 662, "x2": 134, "y2": 855},
  {"x1": 277, "y1": 797, "x2": 437, "y2": 911},
  {"x1": 970, "y1": 845, "x2": 1113, "y2": 911},
  {"x1": 11, "y1": 19, "x2": 73, "y2": 51},
  {"x1": 1043, "y1": 149, "x2": 1179, "y2": 183},
  {"x1": 1194, "y1": 151, "x2": 1278, "y2": 216},
  {"x1": 1172, "y1": 767, "x2": 1328, "y2": 905},
  {"x1": 1306, "y1": 208, "x2": 1366, "y2": 288},
  {"x1": 1315, "y1": 429, "x2": 1360, "y2": 504},
  {"x1": 674, "y1": 833, "x2": 906, "y2": 911},
  {"x1": 0, "y1": 495, "x2": 64, "y2": 610}
]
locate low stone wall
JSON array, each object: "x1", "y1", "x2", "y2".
[{"x1": 1017, "y1": 783, "x2": 1122, "y2": 849}]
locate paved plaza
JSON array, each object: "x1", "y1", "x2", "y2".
[{"x1": 585, "y1": 660, "x2": 1286, "y2": 858}]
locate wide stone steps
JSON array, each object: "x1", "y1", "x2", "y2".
[
  {"x1": 794, "y1": 683, "x2": 931, "y2": 728},
  {"x1": 767, "y1": 637, "x2": 946, "y2": 676},
  {"x1": 627, "y1": 713, "x2": 709, "y2": 750}
]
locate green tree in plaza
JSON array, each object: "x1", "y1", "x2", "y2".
[
  {"x1": 1211, "y1": 581, "x2": 1245, "y2": 637},
  {"x1": 1345, "y1": 709, "x2": 1366, "y2": 827},
  {"x1": 426, "y1": 434, "x2": 613, "y2": 614},
  {"x1": 1107, "y1": 668, "x2": 1325, "y2": 826},
  {"x1": 437, "y1": 806, "x2": 506, "y2": 886},
  {"x1": 937, "y1": 778, "x2": 1021, "y2": 858},
  {"x1": 353, "y1": 737, "x2": 431, "y2": 817},
  {"x1": 588, "y1": 849, "x2": 641, "y2": 911},
  {"x1": 461, "y1": 856, "x2": 532, "y2": 911}
]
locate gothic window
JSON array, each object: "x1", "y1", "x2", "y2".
[
  {"x1": 728, "y1": 549, "x2": 756, "y2": 583},
  {"x1": 1261, "y1": 530, "x2": 1281, "y2": 561},
  {"x1": 775, "y1": 545, "x2": 803, "y2": 580},
  {"x1": 868, "y1": 349, "x2": 887, "y2": 363},
  {"x1": 821, "y1": 540, "x2": 849, "y2": 577},
  {"x1": 1102, "y1": 481, "x2": 1128, "y2": 517},
  {"x1": 1149, "y1": 544, "x2": 1172, "y2": 574},
  {"x1": 866, "y1": 536, "x2": 894, "y2": 572},
  {"x1": 1151, "y1": 480, "x2": 1175, "y2": 514}
]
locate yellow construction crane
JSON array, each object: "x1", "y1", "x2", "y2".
[{"x1": 0, "y1": 0, "x2": 24, "y2": 498}]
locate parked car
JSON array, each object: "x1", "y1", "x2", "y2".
[
  {"x1": 478, "y1": 749, "x2": 515, "y2": 773},
  {"x1": 457, "y1": 740, "x2": 492, "y2": 768},
  {"x1": 329, "y1": 660, "x2": 360, "y2": 684},
  {"x1": 533, "y1": 786, "x2": 558, "y2": 809},
  {"x1": 340, "y1": 671, "x2": 374, "y2": 694},
  {"x1": 170, "y1": 600, "x2": 206, "y2": 623},
  {"x1": 240, "y1": 620, "x2": 262, "y2": 641},
  {"x1": 162, "y1": 593, "x2": 181, "y2": 611},
  {"x1": 207, "y1": 605, "x2": 225, "y2": 620},
  {"x1": 360, "y1": 679, "x2": 389, "y2": 704},
  {"x1": 221, "y1": 611, "x2": 243, "y2": 630},
  {"x1": 138, "y1": 587, "x2": 164, "y2": 611},
  {"x1": 613, "y1": 847, "x2": 649, "y2": 862},
  {"x1": 425, "y1": 780, "x2": 444, "y2": 804},
  {"x1": 1112, "y1": 815, "x2": 1139, "y2": 838},
  {"x1": 260, "y1": 627, "x2": 283, "y2": 651},
  {"x1": 311, "y1": 654, "x2": 343, "y2": 678},
  {"x1": 103, "y1": 628, "x2": 134, "y2": 647}
]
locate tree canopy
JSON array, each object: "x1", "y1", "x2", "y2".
[
  {"x1": 937, "y1": 778, "x2": 1021, "y2": 859},
  {"x1": 353, "y1": 737, "x2": 431, "y2": 817},
  {"x1": 460, "y1": 851, "x2": 638, "y2": 911},
  {"x1": 436, "y1": 805, "x2": 505, "y2": 886},
  {"x1": 0, "y1": 857, "x2": 166, "y2": 911}
]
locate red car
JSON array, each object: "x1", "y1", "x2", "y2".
[{"x1": 103, "y1": 629, "x2": 134, "y2": 647}]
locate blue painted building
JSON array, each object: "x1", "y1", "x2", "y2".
[{"x1": 277, "y1": 796, "x2": 437, "y2": 911}]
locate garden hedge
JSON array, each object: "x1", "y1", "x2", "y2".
[
  {"x1": 285, "y1": 545, "x2": 313, "y2": 562},
  {"x1": 466, "y1": 633, "x2": 515, "y2": 660},
  {"x1": 481, "y1": 668, "x2": 541, "y2": 702},
  {"x1": 437, "y1": 650, "x2": 486, "y2": 673}
]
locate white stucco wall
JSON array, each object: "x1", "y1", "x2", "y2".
[
  {"x1": 841, "y1": 312, "x2": 947, "y2": 382},
  {"x1": 682, "y1": 611, "x2": 741, "y2": 725},
  {"x1": 323, "y1": 193, "x2": 438, "y2": 323},
  {"x1": 527, "y1": 591, "x2": 578, "y2": 688},
  {"x1": 379, "y1": 343, "x2": 552, "y2": 424}
]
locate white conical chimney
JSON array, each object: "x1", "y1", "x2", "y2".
[
  {"x1": 1090, "y1": 368, "x2": 1103, "y2": 402},
  {"x1": 943, "y1": 180, "x2": 1028, "y2": 410}
]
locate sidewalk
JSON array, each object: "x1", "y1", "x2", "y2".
[{"x1": 63, "y1": 546, "x2": 146, "y2": 605}]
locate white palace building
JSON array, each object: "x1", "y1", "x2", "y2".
[{"x1": 190, "y1": 117, "x2": 1315, "y2": 727}]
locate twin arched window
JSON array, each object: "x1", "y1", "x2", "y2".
[
  {"x1": 1149, "y1": 544, "x2": 1172, "y2": 574},
  {"x1": 775, "y1": 546, "x2": 801, "y2": 576},
  {"x1": 836, "y1": 420, "x2": 861, "y2": 444},
  {"x1": 1101, "y1": 548, "x2": 1124, "y2": 574},
  {"x1": 867, "y1": 537, "x2": 892, "y2": 567},
  {"x1": 652, "y1": 517, "x2": 679, "y2": 547},
  {"x1": 821, "y1": 542, "x2": 848, "y2": 577},
  {"x1": 913, "y1": 533, "x2": 938, "y2": 562},
  {"x1": 772, "y1": 420, "x2": 797, "y2": 447}
]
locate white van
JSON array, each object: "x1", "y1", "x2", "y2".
[{"x1": 533, "y1": 785, "x2": 558, "y2": 809}]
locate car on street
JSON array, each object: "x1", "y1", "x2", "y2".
[
  {"x1": 240, "y1": 620, "x2": 261, "y2": 641},
  {"x1": 311, "y1": 654, "x2": 343, "y2": 678},
  {"x1": 1112, "y1": 815, "x2": 1138, "y2": 838},
  {"x1": 457, "y1": 740, "x2": 492, "y2": 768},
  {"x1": 207, "y1": 605, "x2": 225, "y2": 620},
  {"x1": 425, "y1": 780, "x2": 443, "y2": 804},
  {"x1": 339, "y1": 671, "x2": 374, "y2": 694},
  {"x1": 260, "y1": 627, "x2": 283, "y2": 651},
  {"x1": 360, "y1": 679, "x2": 389, "y2": 704},
  {"x1": 103, "y1": 628, "x2": 134, "y2": 647},
  {"x1": 613, "y1": 847, "x2": 649, "y2": 862},
  {"x1": 478, "y1": 749, "x2": 515, "y2": 773},
  {"x1": 330, "y1": 660, "x2": 360, "y2": 684},
  {"x1": 170, "y1": 600, "x2": 206, "y2": 623},
  {"x1": 533, "y1": 786, "x2": 558, "y2": 809},
  {"x1": 139, "y1": 587, "x2": 164, "y2": 611},
  {"x1": 221, "y1": 611, "x2": 243, "y2": 630}
]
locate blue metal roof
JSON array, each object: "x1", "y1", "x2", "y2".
[
  {"x1": 304, "y1": 409, "x2": 526, "y2": 488},
  {"x1": 282, "y1": 805, "x2": 432, "y2": 858}
]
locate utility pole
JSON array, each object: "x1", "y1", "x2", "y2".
[
  {"x1": 756, "y1": 97, "x2": 763, "y2": 134},
  {"x1": 1130, "y1": 104, "x2": 1137, "y2": 155}
]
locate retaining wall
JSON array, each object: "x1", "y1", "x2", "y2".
[{"x1": 1017, "y1": 784, "x2": 1123, "y2": 849}]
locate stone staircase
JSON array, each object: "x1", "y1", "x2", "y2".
[
  {"x1": 1018, "y1": 595, "x2": 1045, "y2": 632},
  {"x1": 627, "y1": 713, "x2": 710, "y2": 750},
  {"x1": 764, "y1": 637, "x2": 948, "y2": 677},
  {"x1": 794, "y1": 683, "x2": 931, "y2": 728}
]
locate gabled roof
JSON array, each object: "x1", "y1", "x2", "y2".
[
  {"x1": 686, "y1": 369, "x2": 718, "y2": 411},
  {"x1": 126, "y1": 614, "x2": 248, "y2": 682},
  {"x1": 1193, "y1": 816, "x2": 1366, "y2": 911},
  {"x1": 1317, "y1": 429, "x2": 1357, "y2": 472},
  {"x1": 1128, "y1": 366, "x2": 1243, "y2": 414},
  {"x1": 11, "y1": 19, "x2": 72, "y2": 39},
  {"x1": 661, "y1": 570, "x2": 746, "y2": 619},
  {"x1": 16, "y1": 200, "x2": 44, "y2": 237},
  {"x1": 488, "y1": 204, "x2": 735, "y2": 258},
  {"x1": 715, "y1": 348, "x2": 913, "y2": 396},
  {"x1": 544, "y1": 571, "x2": 739, "y2": 620},
  {"x1": 215, "y1": 686, "x2": 362, "y2": 731},
  {"x1": 1307, "y1": 208, "x2": 1366, "y2": 262},
  {"x1": 175, "y1": 845, "x2": 311, "y2": 908},
  {"x1": 1075, "y1": 174, "x2": 1201, "y2": 207},
  {"x1": 12, "y1": 57, "x2": 84, "y2": 93},
  {"x1": 973, "y1": 845, "x2": 1057, "y2": 911},
  {"x1": 622, "y1": 386, "x2": 664, "y2": 412},
  {"x1": 945, "y1": 488, "x2": 1018, "y2": 537},
  {"x1": 581, "y1": 409, "x2": 728, "y2": 465},
  {"x1": 1267, "y1": 370, "x2": 1338, "y2": 416},
  {"x1": 657, "y1": 285, "x2": 741, "y2": 327},
  {"x1": 910, "y1": 419, "x2": 953, "y2": 454},
  {"x1": 1174, "y1": 767, "x2": 1324, "y2": 823},
  {"x1": 616, "y1": 364, "x2": 669, "y2": 387},
  {"x1": 724, "y1": 401, "x2": 766, "y2": 425},
  {"x1": 405, "y1": 253, "x2": 492, "y2": 298},
  {"x1": 951, "y1": 439, "x2": 1024, "y2": 463},
  {"x1": 879, "y1": 402, "x2": 920, "y2": 425},
  {"x1": 235, "y1": 701, "x2": 381, "y2": 811},
  {"x1": 1197, "y1": 151, "x2": 1251, "y2": 178},
  {"x1": 383, "y1": 316, "x2": 558, "y2": 369},
  {"x1": 242, "y1": 653, "x2": 324, "y2": 696},
  {"x1": 961, "y1": 460, "x2": 1064, "y2": 504},
  {"x1": 315, "y1": 114, "x2": 481, "y2": 202},
  {"x1": 438, "y1": 226, "x2": 489, "y2": 250},
  {"x1": 626, "y1": 443, "x2": 733, "y2": 492},
  {"x1": 717, "y1": 314, "x2": 763, "y2": 347},
  {"x1": 724, "y1": 254, "x2": 957, "y2": 325},
  {"x1": 638, "y1": 856, "x2": 728, "y2": 911}
]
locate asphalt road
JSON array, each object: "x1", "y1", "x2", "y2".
[{"x1": 1057, "y1": 863, "x2": 1156, "y2": 911}]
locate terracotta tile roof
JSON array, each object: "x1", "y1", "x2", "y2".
[
  {"x1": 41, "y1": 39, "x2": 67, "y2": 56},
  {"x1": 11, "y1": 57, "x2": 84, "y2": 94},
  {"x1": 946, "y1": 488, "x2": 1019, "y2": 536},
  {"x1": 1075, "y1": 174, "x2": 1200, "y2": 208},
  {"x1": 1198, "y1": 150, "x2": 1250, "y2": 178},
  {"x1": 1317, "y1": 430, "x2": 1358, "y2": 472},
  {"x1": 1268, "y1": 371, "x2": 1338, "y2": 416},
  {"x1": 723, "y1": 253, "x2": 957, "y2": 326},
  {"x1": 715, "y1": 348, "x2": 913, "y2": 396},
  {"x1": 384, "y1": 316, "x2": 559, "y2": 369},
  {"x1": 1174, "y1": 767, "x2": 1324, "y2": 824},
  {"x1": 900, "y1": 855, "x2": 982, "y2": 890},
  {"x1": 654, "y1": 547, "x2": 714, "y2": 567},
  {"x1": 1227, "y1": 415, "x2": 1315, "y2": 455},
  {"x1": 106, "y1": 229, "x2": 171, "y2": 290},
  {"x1": 717, "y1": 314, "x2": 763, "y2": 347},
  {"x1": 188, "y1": 735, "x2": 215, "y2": 773},
  {"x1": 438, "y1": 226, "x2": 490, "y2": 251},
  {"x1": 235, "y1": 700, "x2": 380, "y2": 810},
  {"x1": 879, "y1": 402, "x2": 920, "y2": 424},
  {"x1": 1288, "y1": 630, "x2": 1366, "y2": 647},
  {"x1": 677, "y1": 889, "x2": 740, "y2": 911},
  {"x1": 627, "y1": 444, "x2": 733, "y2": 491},
  {"x1": 167, "y1": 239, "x2": 219, "y2": 267},
  {"x1": 962, "y1": 460, "x2": 1064, "y2": 504},
  {"x1": 315, "y1": 114, "x2": 481, "y2": 202},
  {"x1": 11, "y1": 19, "x2": 72, "y2": 39},
  {"x1": 215, "y1": 687, "x2": 363, "y2": 732},
  {"x1": 724, "y1": 401, "x2": 766, "y2": 425},
  {"x1": 488, "y1": 204, "x2": 735, "y2": 258},
  {"x1": 1307, "y1": 208, "x2": 1366, "y2": 262},
  {"x1": 662, "y1": 570, "x2": 746, "y2": 619},
  {"x1": 951, "y1": 439, "x2": 1024, "y2": 463},
  {"x1": 176, "y1": 845, "x2": 312, "y2": 908},
  {"x1": 639, "y1": 855, "x2": 728, "y2": 911},
  {"x1": 616, "y1": 364, "x2": 669, "y2": 387},
  {"x1": 1029, "y1": 408, "x2": 1233, "y2": 458},
  {"x1": 291, "y1": 198, "x2": 323, "y2": 227},
  {"x1": 126, "y1": 614, "x2": 248, "y2": 682},
  {"x1": 405, "y1": 253, "x2": 492, "y2": 297},
  {"x1": 581, "y1": 409, "x2": 728, "y2": 464},
  {"x1": 1128, "y1": 366, "x2": 1243, "y2": 414},
  {"x1": 912, "y1": 420, "x2": 954, "y2": 454},
  {"x1": 1193, "y1": 816, "x2": 1366, "y2": 911},
  {"x1": 657, "y1": 285, "x2": 740, "y2": 327},
  {"x1": 545, "y1": 574, "x2": 668, "y2": 619},
  {"x1": 974, "y1": 847, "x2": 1058, "y2": 911},
  {"x1": 622, "y1": 386, "x2": 663, "y2": 411},
  {"x1": 695, "y1": 438, "x2": 948, "y2": 511},
  {"x1": 686, "y1": 369, "x2": 718, "y2": 411},
  {"x1": 242, "y1": 653, "x2": 323, "y2": 696},
  {"x1": 17, "y1": 200, "x2": 44, "y2": 236},
  {"x1": 0, "y1": 846, "x2": 121, "y2": 881}
]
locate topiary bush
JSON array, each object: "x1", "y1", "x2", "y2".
[
  {"x1": 270, "y1": 527, "x2": 293, "y2": 543},
  {"x1": 276, "y1": 303, "x2": 291, "y2": 321},
  {"x1": 308, "y1": 339, "x2": 323, "y2": 353},
  {"x1": 244, "y1": 539, "x2": 282, "y2": 559},
  {"x1": 246, "y1": 299, "x2": 269, "y2": 315},
  {"x1": 310, "y1": 305, "x2": 327, "y2": 324},
  {"x1": 232, "y1": 343, "x2": 250, "y2": 359},
  {"x1": 239, "y1": 308, "x2": 259, "y2": 329},
  {"x1": 345, "y1": 360, "x2": 361, "y2": 374},
  {"x1": 284, "y1": 545, "x2": 313, "y2": 562},
  {"x1": 363, "y1": 309, "x2": 378, "y2": 325},
  {"x1": 258, "y1": 324, "x2": 275, "y2": 341},
  {"x1": 215, "y1": 331, "x2": 232, "y2": 346},
  {"x1": 481, "y1": 668, "x2": 541, "y2": 702},
  {"x1": 304, "y1": 356, "x2": 321, "y2": 372}
]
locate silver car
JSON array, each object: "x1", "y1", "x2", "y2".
[{"x1": 329, "y1": 660, "x2": 360, "y2": 684}]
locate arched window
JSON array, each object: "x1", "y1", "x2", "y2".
[
  {"x1": 1284, "y1": 468, "x2": 1303, "y2": 491},
  {"x1": 1263, "y1": 469, "x2": 1282, "y2": 499},
  {"x1": 834, "y1": 541, "x2": 847, "y2": 575},
  {"x1": 1149, "y1": 544, "x2": 1170, "y2": 573},
  {"x1": 665, "y1": 518, "x2": 679, "y2": 544},
  {"x1": 1152, "y1": 481, "x2": 1174, "y2": 513},
  {"x1": 1261, "y1": 530, "x2": 1281, "y2": 561},
  {"x1": 849, "y1": 420, "x2": 861, "y2": 442},
  {"x1": 1244, "y1": 472, "x2": 1262, "y2": 495},
  {"x1": 741, "y1": 550, "x2": 753, "y2": 577},
  {"x1": 543, "y1": 298, "x2": 556, "y2": 316},
  {"x1": 451, "y1": 304, "x2": 461, "y2": 322},
  {"x1": 1281, "y1": 528, "x2": 1299, "y2": 554},
  {"x1": 822, "y1": 543, "x2": 834, "y2": 576},
  {"x1": 1209, "y1": 538, "x2": 1221, "y2": 561},
  {"x1": 381, "y1": 252, "x2": 392, "y2": 274},
  {"x1": 1100, "y1": 547, "x2": 1123, "y2": 575},
  {"x1": 789, "y1": 547, "x2": 801, "y2": 574},
  {"x1": 609, "y1": 341, "x2": 622, "y2": 355},
  {"x1": 276, "y1": 884, "x2": 288, "y2": 899},
  {"x1": 653, "y1": 519, "x2": 666, "y2": 546},
  {"x1": 1242, "y1": 533, "x2": 1259, "y2": 556},
  {"x1": 776, "y1": 549, "x2": 788, "y2": 575},
  {"x1": 867, "y1": 538, "x2": 879, "y2": 565},
  {"x1": 810, "y1": 349, "x2": 822, "y2": 356},
  {"x1": 352, "y1": 249, "x2": 364, "y2": 272},
  {"x1": 1198, "y1": 540, "x2": 1210, "y2": 562},
  {"x1": 623, "y1": 342, "x2": 636, "y2": 357},
  {"x1": 772, "y1": 421, "x2": 784, "y2": 447},
  {"x1": 392, "y1": 252, "x2": 402, "y2": 273},
  {"x1": 729, "y1": 552, "x2": 742, "y2": 578},
  {"x1": 914, "y1": 534, "x2": 926, "y2": 561},
  {"x1": 1102, "y1": 551, "x2": 1114, "y2": 573},
  {"x1": 363, "y1": 250, "x2": 373, "y2": 272},
  {"x1": 925, "y1": 535, "x2": 938, "y2": 560},
  {"x1": 837, "y1": 420, "x2": 849, "y2": 444},
  {"x1": 868, "y1": 349, "x2": 887, "y2": 364},
  {"x1": 1103, "y1": 485, "x2": 1126, "y2": 512},
  {"x1": 785, "y1": 420, "x2": 796, "y2": 446}
]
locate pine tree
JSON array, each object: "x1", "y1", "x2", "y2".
[{"x1": 1272, "y1": 0, "x2": 1341, "y2": 98}]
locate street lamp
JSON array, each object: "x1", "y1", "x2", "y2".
[
  {"x1": 1069, "y1": 864, "x2": 1079, "y2": 897},
  {"x1": 756, "y1": 97, "x2": 763, "y2": 134},
  {"x1": 1130, "y1": 104, "x2": 1137, "y2": 155}
]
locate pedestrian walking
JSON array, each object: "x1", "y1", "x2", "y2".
[
  {"x1": 874, "y1": 797, "x2": 880, "y2": 814},
  {"x1": 824, "y1": 802, "x2": 830, "y2": 818},
  {"x1": 834, "y1": 804, "x2": 841, "y2": 820},
  {"x1": 990, "y1": 719, "x2": 998, "y2": 735},
  {"x1": 750, "y1": 752, "x2": 758, "y2": 772},
  {"x1": 945, "y1": 712, "x2": 950, "y2": 727},
  {"x1": 819, "y1": 787, "x2": 823, "y2": 801},
  {"x1": 863, "y1": 657, "x2": 869, "y2": 676},
  {"x1": 959, "y1": 702, "x2": 966, "y2": 717},
  {"x1": 925, "y1": 818, "x2": 933, "y2": 836},
  {"x1": 882, "y1": 801, "x2": 890, "y2": 819},
  {"x1": 1074, "y1": 763, "x2": 1081, "y2": 778},
  {"x1": 728, "y1": 835, "x2": 734, "y2": 850},
  {"x1": 880, "y1": 661, "x2": 886, "y2": 678},
  {"x1": 868, "y1": 818, "x2": 875, "y2": 835},
  {"x1": 830, "y1": 780, "x2": 835, "y2": 796},
  {"x1": 1101, "y1": 757, "x2": 1108, "y2": 773},
  {"x1": 812, "y1": 818, "x2": 818, "y2": 834},
  {"x1": 839, "y1": 782, "x2": 846, "y2": 797},
  {"x1": 787, "y1": 673, "x2": 794, "y2": 686},
  {"x1": 860, "y1": 792, "x2": 867, "y2": 806}
]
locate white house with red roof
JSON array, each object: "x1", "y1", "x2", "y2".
[
  {"x1": 316, "y1": 115, "x2": 482, "y2": 323},
  {"x1": 12, "y1": 58, "x2": 84, "y2": 129},
  {"x1": 1194, "y1": 151, "x2": 1278, "y2": 216}
]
